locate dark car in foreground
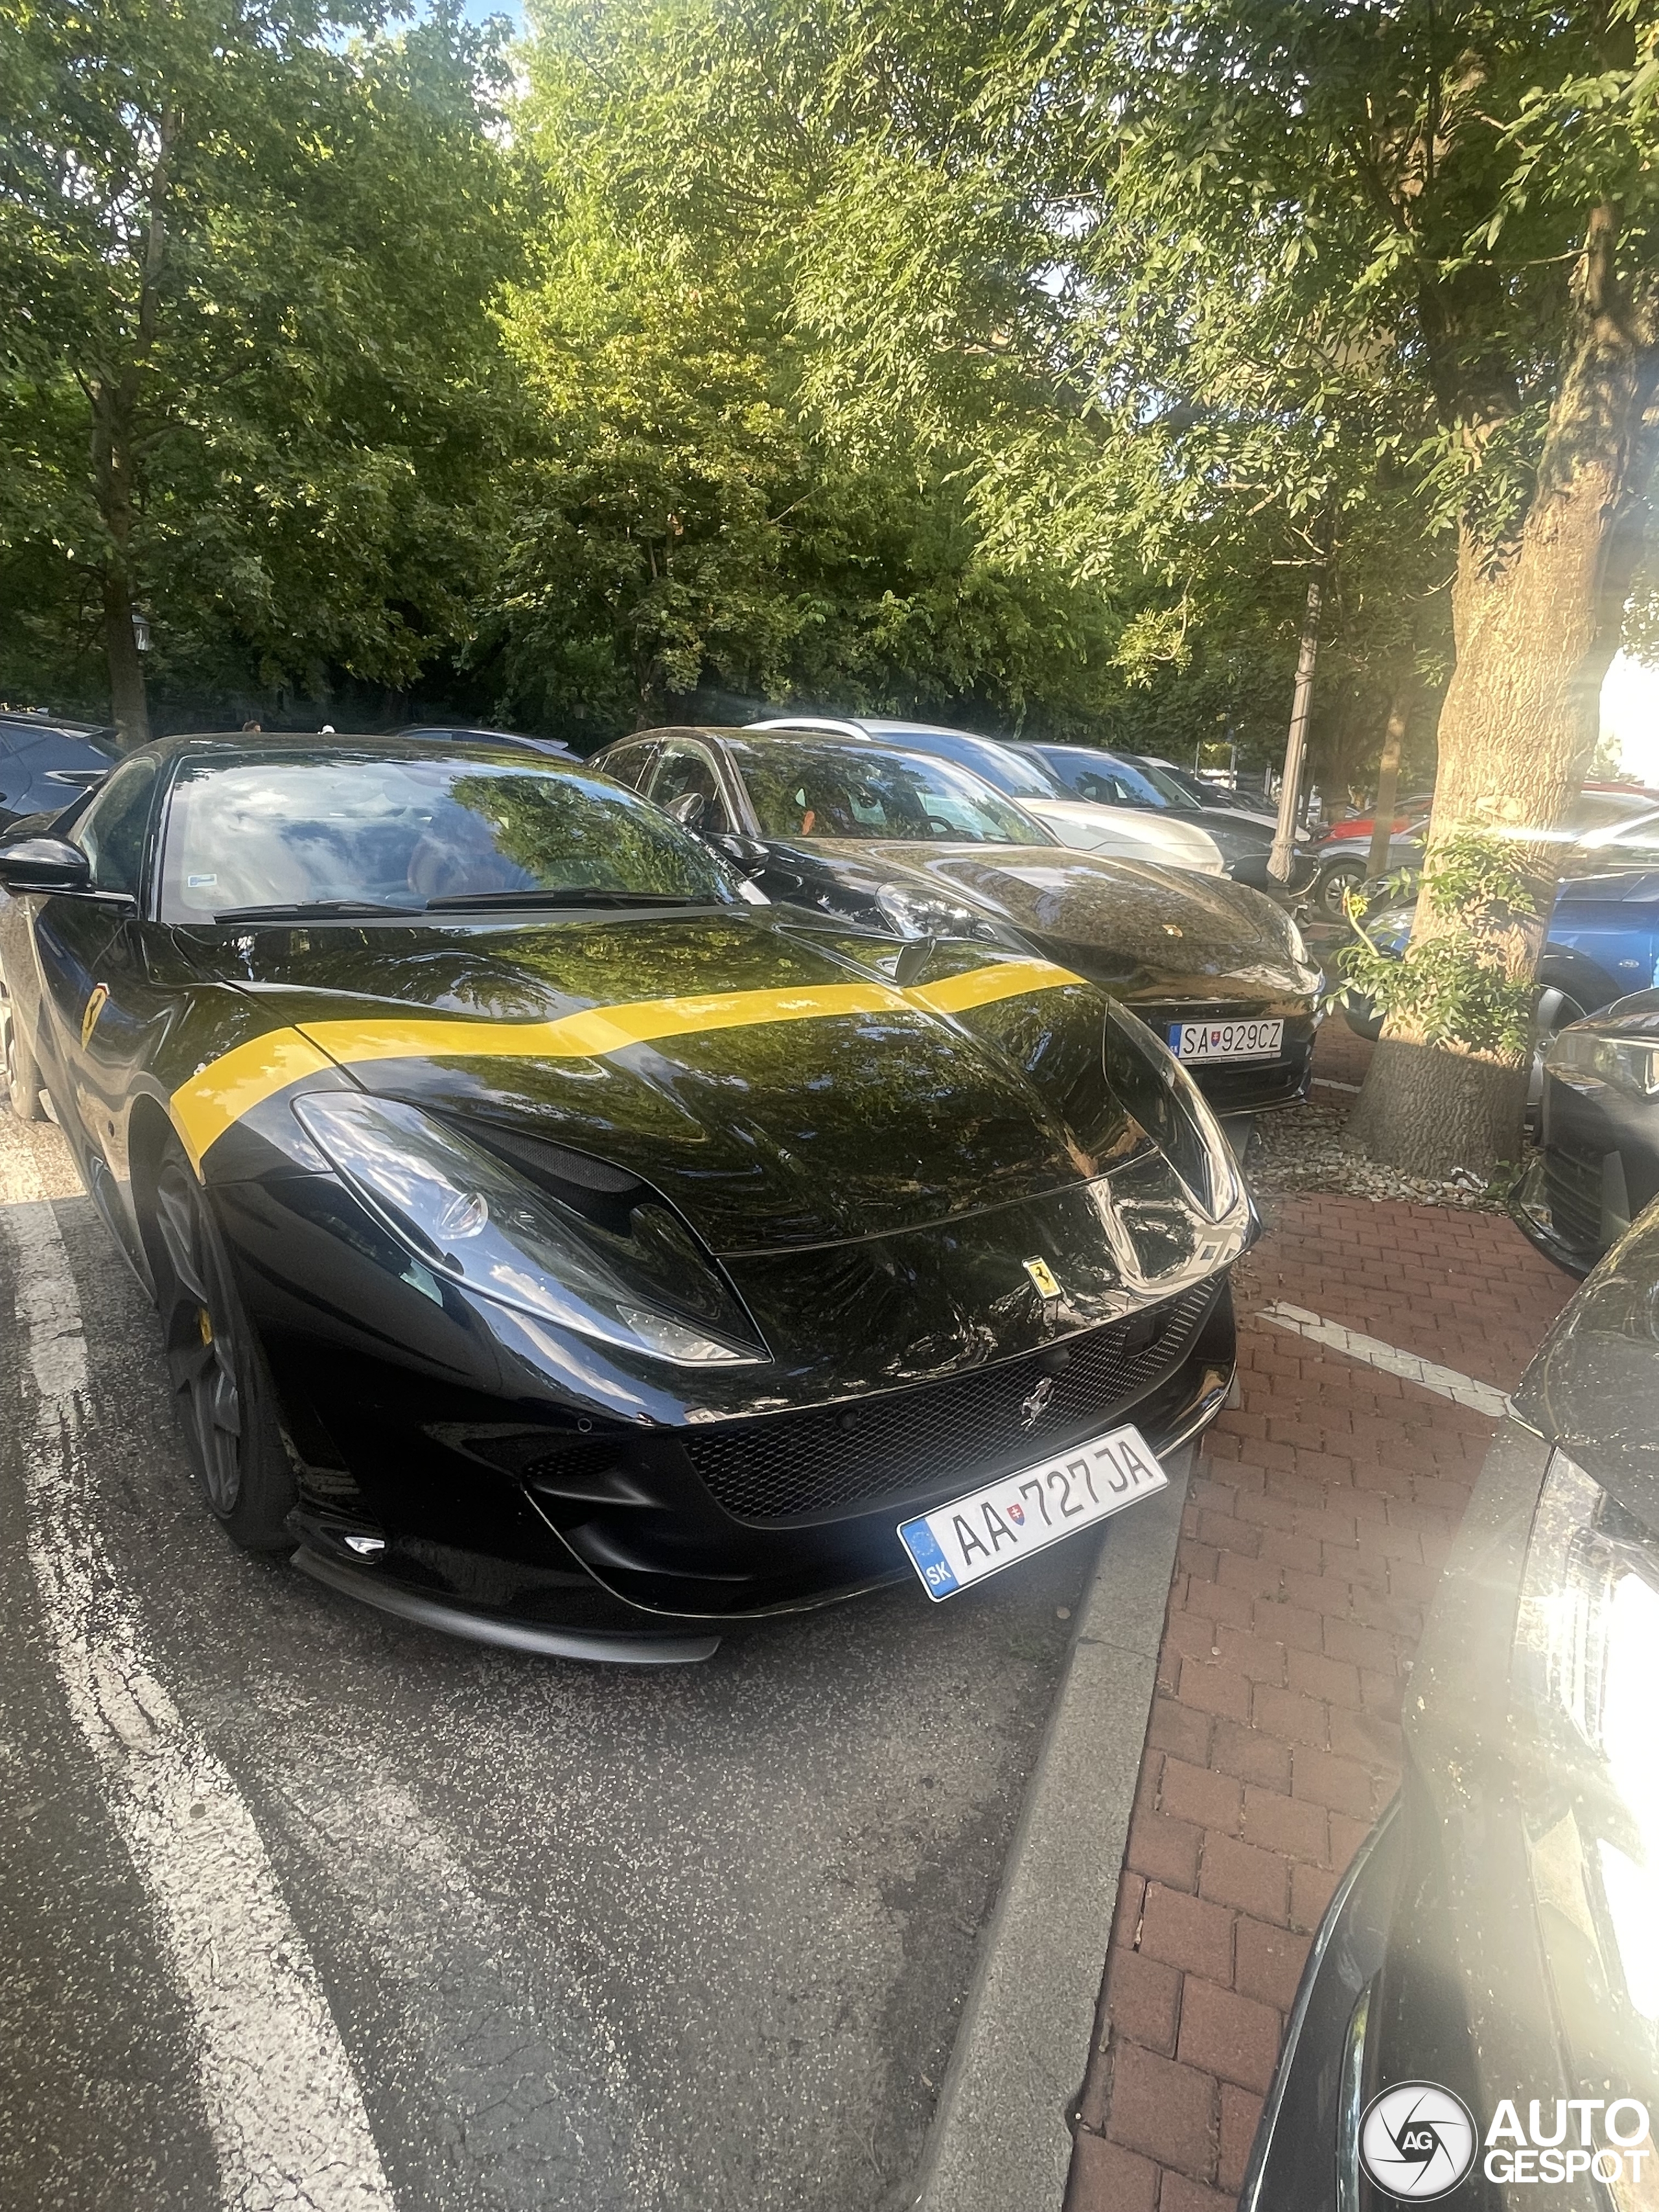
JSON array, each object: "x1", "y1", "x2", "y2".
[
  {"x1": 0, "y1": 710, "x2": 119, "y2": 832},
  {"x1": 1242, "y1": 1207, "x2": 1659, "y2": 2210},
  {"x1": 0, "y1": 730, "x2": 1254, "y2": 1658},
  {"x1": 593, "y1": 724, "x2": 1323, "y2": 1116},
  {"x1": 1514, "y1": 992, "x2": 1659, "y2": 1273}
]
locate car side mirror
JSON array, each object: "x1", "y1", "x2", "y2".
[
  {"x1": 708, "y1": 832, "x2": 770, "y2": 879},
  {"x1": 666, "y1": 790, "x2": 708, "y2": 829},
  {"x1": 0, "y1": 835, "x2": 92, "y2": 895}
]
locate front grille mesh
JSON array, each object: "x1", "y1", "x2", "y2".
[
  {"x1": 682, "y1": 1281, "x2": 1218, "y2": 1524},
  {"x1": 1542, "y1": 1141, "x2": 1604, "y2": 1250}
]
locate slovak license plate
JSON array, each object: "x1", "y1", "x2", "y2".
[
  {"x1": 898, "y1": 1424, "x2": 1169, "y2": 1600},
  {"x1": 1168, "y1": 1018, "x2": 1283, "y2": 1062}
]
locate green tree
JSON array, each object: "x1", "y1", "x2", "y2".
[
  {"x1": 487, "y1": 0, "x2": 1154, "y2": 745},
  {"x1": 730, "y1": 0, "x2": 1656, "y2": 1172},
  {"x1": 0, "y1": 0, "x2": 518, "y2": 740}
]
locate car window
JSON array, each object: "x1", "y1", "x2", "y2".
[
  {"x1": 71, "y1": 751, "x2": 160, "y2": 895},
  {"x1": 647, "y1": 743, "x2": 732, "y2": 833},
  {"x1": 1589, "y1": 811, "x2": 1659, "y2": 868},
  {"x1": 597, "y1": 740, "x2": 660, "y2": 792},
  {"x1": 728, "y1": 737, "x2": 1050, "y2": 846},
  {"x1": 156, "y1": 748, "x2": 739, "y2": 922},
  {"x1": 5, "y1": 725, "x2": 121, "y2": 771},
  {"x1": 1572, "y1": 792, "x2": 1657, "y2": 834},
  {"x1": 1034, "y1": 749, "x2": 1181, "y2": 810},
  {"x1": 876, "y1": 730, "x2": 1063, "y2": 800}
]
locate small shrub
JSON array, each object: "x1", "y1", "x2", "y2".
[{"x1": 1338, "y1": 830, "x2": 1539, "y2": 1060}]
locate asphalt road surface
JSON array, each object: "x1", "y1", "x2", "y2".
[{"x1": 0, "y1": 1112, "x2": 1088, "y2": 2212}]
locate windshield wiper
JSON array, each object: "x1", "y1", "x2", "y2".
[
  {"x1": 423, "y1": 889, "x2": 708, "y2": 911},
  {"x1": 211, "y1": 900, "x2": 415, "y2": 923}
]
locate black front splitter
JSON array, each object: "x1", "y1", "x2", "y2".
[{"x1": 292, "y1": 1546, "x2": 722, "y2": 1665}]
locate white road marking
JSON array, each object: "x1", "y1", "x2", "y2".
[
  {"x1": 1257, "y1": 1300, "x2": 1512, "y2": 1417},
  {"x1": 1310, "y1": 1077, "x2": 1361, "y2": 1094},
  {"x1": 1, "y1": 1147, "x2": 396, "y2": 2212}
]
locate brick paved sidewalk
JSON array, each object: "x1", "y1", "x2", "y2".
[{"x1": 1063, "y1": 1192, "x2": 1574, "y2": 2212}]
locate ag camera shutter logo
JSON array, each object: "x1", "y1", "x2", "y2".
[{"x1": 1358, "y1": 2082, "x2": 1478, "y2": 2199}]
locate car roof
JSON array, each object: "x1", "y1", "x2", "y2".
[
  {"x1": 0, "y1": 710, "x2": 121, "y2": 745},
  {"x1": 748, "y1": 715, "x2": 1019, "y2": 743},
  {"x1": 397, "y1": 724, "x2": 570, "y2": 751},
  {"x1": 136, "y1": 728, "x2": 592, "y2": 769}
]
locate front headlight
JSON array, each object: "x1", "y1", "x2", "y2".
[
  {"x1": 293, "y1": 1093, "x2": 761, "y2": 1366},
  {"x1": 1513, "y1": 1449, "x2": 1659, "y2": 2082},
  {"x1": 1281, "y1": 913, "x2": 1312, "y2": 966},
  {"x1": 1104, "y1": 1007, "x2": 1241, "y2": 1219},
  {"x1": 1544, "y1": 1029, "x2": 1659, "y2": 1099},
  {"x1": 874, "y1": 883, "x2": 998, "y2": 942}
]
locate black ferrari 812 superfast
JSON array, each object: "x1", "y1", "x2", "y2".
[{"x1": 0, "y1": 732, "x2": 1255, "y2": 1658}]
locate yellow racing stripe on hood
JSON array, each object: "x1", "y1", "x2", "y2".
[
  {"x1": 172, "y1": 1029, "x2": 339, "y2": 1170},
  {"x1": 906, "y1": 957, "x2": 1079, "y2": 1016},
  {"x1": 169, "y1": 957, "x2": 1084, "y2": 1163}
]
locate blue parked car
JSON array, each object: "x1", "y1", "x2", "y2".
[{"x1": 1346, "y1": 869, "x2": 1659, "y2": 1045}]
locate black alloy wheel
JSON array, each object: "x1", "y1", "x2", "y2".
[
  {"x1": 148, "y1": 1137, "x2": 296, "y2": 1550},
  {"x1": 0, "y1": 963, "x2": 43, "y2": 1121}
]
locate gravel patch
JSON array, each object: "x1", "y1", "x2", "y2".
[{"x1": 1242, "y1": 1094, "x2": 1524, "y2": 1212}]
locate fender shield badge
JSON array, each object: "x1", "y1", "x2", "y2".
[
  {"x1": 1023, "y1": 1255, "x2": 1062, "y2": 1301},
  {"x1": 81, "y1": 983, "x2": 109, "y2": 1048}
]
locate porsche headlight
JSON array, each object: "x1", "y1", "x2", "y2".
[
  {"x1": 1544, "y1": 1029, "x2": 1659, "y2": 1099},
  {"x1": 1513, "y1": 1450, "x2": 1659, "y2": 2080},
  {"x1": 1104, "y1": 1007, "x2": 1240, "y2": 1218},
  {"x1": 874, "y1": 883, "x2": 997, "y2": 942},
  {"x1": 293, "y1": 1093, "x2": 760, "y2": 1365}
]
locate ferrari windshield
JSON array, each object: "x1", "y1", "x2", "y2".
[
  {"x1": 728, "y1": 738, "x2": 1051, "y2": 846},
  {"x1": 157, "y1": 746, "x2": 737, "y2": 923}
]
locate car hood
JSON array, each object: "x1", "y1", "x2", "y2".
[
  {"x1": 1172, "y1": 810, "x2": 1276, "y2": 861},
  {"x1": 1017, "y1": 799, "x2": 1227, "y2": 873},
  {"x1": 195, "y1": 906, "x2": 1157, "y2": 1254},
  {"x1": 804, "y1": 841, "x2": 1316, "y2": 1002}
]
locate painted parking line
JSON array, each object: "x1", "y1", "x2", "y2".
[
  {"x1": 1256, "y1": 1301, "x2": 1512, "y2": 1417},
  {"x1": 0, "y1": 1152, "x2": 395, "y2": 2212}
]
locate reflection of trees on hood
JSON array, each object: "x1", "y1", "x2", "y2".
[{"x1": 447, "y1": 773, "x2": 728, "y2": 900}]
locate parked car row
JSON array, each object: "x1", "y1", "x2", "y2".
[
  {"x1": 0, "y1": 716, "x2": 1306, "y2": 1657},
  {"x1": 1312, "y1": 784, "x2": 1659, "y2": 920},
  {"x1": 592, "y1": 722, "x2": 1323, "y2": 1116}
]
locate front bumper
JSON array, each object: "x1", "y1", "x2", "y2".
[
  {"x1": 1155, "y1": 1009, "x2": 1317, "y2": 1116},
  {"x1": 272, "y1": 1279, "x2": 1236, "y2": 1646},
  {"x1": 220, "y1": 1167, "x2": 1244, "y2": 1651}
]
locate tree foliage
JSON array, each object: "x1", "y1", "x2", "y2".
[{"x1": 0, "y1": 0, "x2": 518, "y2": 733}]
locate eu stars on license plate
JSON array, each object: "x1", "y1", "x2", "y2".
[
  {"x1": 898, "y1": 1423, "x2": 1170, "y2": 1600},
  {"x1": 1168, "y1": 1018, "x2": 1283, "y2": 1062}
]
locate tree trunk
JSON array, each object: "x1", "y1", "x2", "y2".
[
  {"x1": 1348, "y1": 1040, "x2": 1526, "y2": 1181},
  {"x1": 1268, "y1": 553, "x2": 1327, "y2": 882},
  {"x1": 1365, "y1": 689, "x2": 1408, "y2": 881},
  {"x1": 102, "y1": 566, "x2": 150, "y2": 746},
  {"x1": 86, "y1": 103, "x2": 174, "y2": 751},
  {"x1": 1352, "y1": 204, "x2": 1658, "y2": 1176}
]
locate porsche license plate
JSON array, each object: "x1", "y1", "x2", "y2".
[
  {"x1": 1168, "y1": 1018, "x2": 1283, "y2": 1062},
  {"x1": 898, "y1": 1425, "x2": 1169, "y2": 1601}
]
